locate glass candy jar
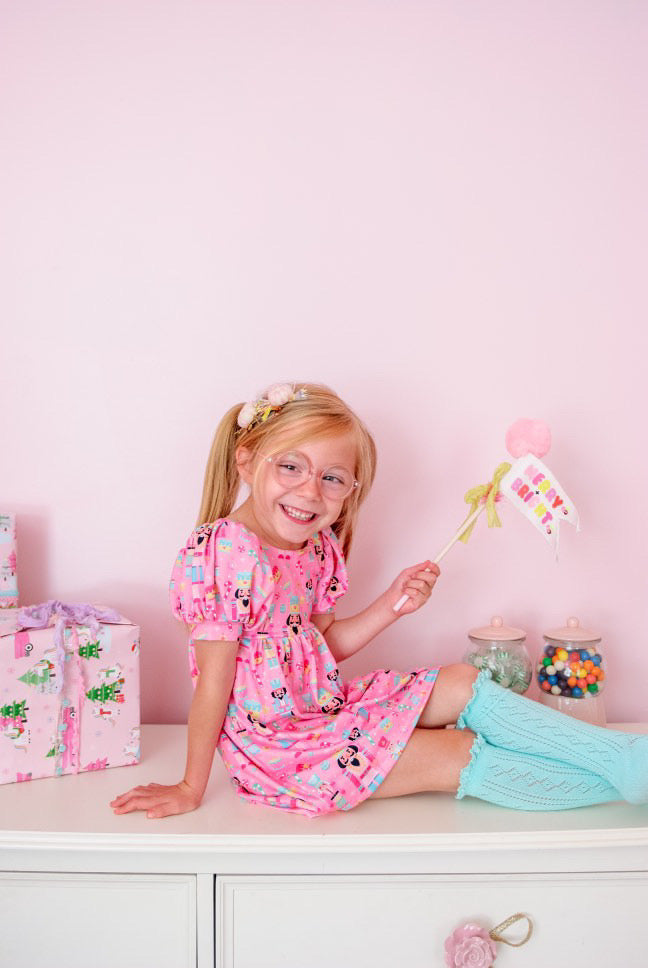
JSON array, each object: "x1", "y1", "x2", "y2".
[
  {"x1": 464, "y1": 616, "x2": 532, "y2": 694},
  {"x1": 537, "y1": 617, "x2": 606, "y2": 726}
]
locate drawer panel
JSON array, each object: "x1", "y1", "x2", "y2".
[
  {"x1": 0, "y1": 873, "x2": 196, "y2": 968},
  {"x1": 216, "y1": 872, "x2": 648, "y2": 967}
]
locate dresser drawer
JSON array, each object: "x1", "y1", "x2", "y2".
[
  {"x1": 0, "y1": 873, "x2": 196, "y2": 968},
  {"x1": 216, "y1": 872, "x2": 648, "y2": 967}
]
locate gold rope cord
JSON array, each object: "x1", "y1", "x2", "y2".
[{"x1": 489, "y1": 912, "x2": 533, "y2": 947}]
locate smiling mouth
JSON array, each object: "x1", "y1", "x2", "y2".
[{"x1": 280, "y1": 504, "x2": 317, "y2": 523}]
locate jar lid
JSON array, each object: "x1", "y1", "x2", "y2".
[
  {"x1": 544, "y1": 616, "x2": 600, "y2": 643},
  {"x1": 468, "y1": 615, "x2": 526, "y2": 641}
]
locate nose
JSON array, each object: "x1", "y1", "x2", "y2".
[{"x1": 294, "y1": 472, "x2": 323, "y2": 501}]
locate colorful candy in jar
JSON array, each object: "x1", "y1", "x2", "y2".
[
  {"x1": 464, "y1": 616, "x2": 532, "y2": 694},
  {"x1": 536, "y1": 617, "x2": 605, "y2": 699}
]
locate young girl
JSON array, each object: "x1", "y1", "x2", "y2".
[{"x1": 111, "y1": 382, "x2": 648, "y2": 820}]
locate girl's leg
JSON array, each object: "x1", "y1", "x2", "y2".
[
  {"x1": 369, "y1": 725, "x2": 619, "y2": 810},
  {"x1": 458, "y1": 670, "x2": 648, "y2": 804},
  {"x1": 369, "y1": 726, "x2": 475, "y2": 799},
  {"x1": 416, "y1": 663, "x2": 478, "y2": 728},
  {"x1": 457, "y1": 735, "x2": 620, "y2": 810}
]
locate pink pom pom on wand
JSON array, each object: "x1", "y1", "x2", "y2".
[
  {"x1": 393, "y1": 417, "x2": 575, "y2": 612},
  {"x1": 505, "y1": 418, "x2": 551, "y2": 459}
]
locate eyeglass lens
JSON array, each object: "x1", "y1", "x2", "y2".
[{"x1": 271, "y1": 453, "x2": 355, "y2": 498}]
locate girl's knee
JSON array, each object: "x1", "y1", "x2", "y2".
[{"x1": 440, "y1": 662, "x2": 478, "y2": 698}]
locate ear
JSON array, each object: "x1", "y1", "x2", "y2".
[{"x1": 235, "y1": 445, "x2": 255, "y2": 485}]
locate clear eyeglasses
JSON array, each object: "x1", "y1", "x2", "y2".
[{"x1": 263, "y1": 452, "x2": 359, "y2": 500}]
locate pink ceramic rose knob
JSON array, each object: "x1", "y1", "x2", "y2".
[{"x1": 444, "y1": 923, "x2": 498, "y2": 967}]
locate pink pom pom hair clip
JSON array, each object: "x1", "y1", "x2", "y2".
[{"x1": 394, "y1": 418, "x2": 579, "y2": 612}]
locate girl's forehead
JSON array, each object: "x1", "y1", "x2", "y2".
[{"x1": 274, "y1": 432, "x2": 357, "y2": 467}]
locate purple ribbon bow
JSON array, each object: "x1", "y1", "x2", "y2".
[{"x1": 17, "y1": 600, "x2": 122, "y2": 694}]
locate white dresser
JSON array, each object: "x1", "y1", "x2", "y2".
[{"x1": 1, "y1": 724, "x2": 647, "y2": 967}]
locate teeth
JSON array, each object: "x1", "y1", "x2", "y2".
[{"x1": 282, "y1": 505, "x2": 315, "y2": 522}]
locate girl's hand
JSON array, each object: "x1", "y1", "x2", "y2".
[
  {"x1": 389, "y1": 560, "x2": 440, "y2": 616},
  {"x1": 110, "y1": 780, "x2": 202, "y2": 820}
]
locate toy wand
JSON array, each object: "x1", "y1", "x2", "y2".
[{"x1": 393, "y1": 418, "x2": 578, "y2": 613}]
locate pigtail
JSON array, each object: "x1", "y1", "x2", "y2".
[
  {"x1": 196, "y1": 403, "x2": 243, "y2": 527},
  {"x1": 331, "y1": 426, "x2": 377, "y2": 559}
]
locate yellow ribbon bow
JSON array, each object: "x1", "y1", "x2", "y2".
[{"x1": 459, "y1": 461, "x2": 512, "y2": 543}]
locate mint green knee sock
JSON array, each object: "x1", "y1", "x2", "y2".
[
  {"x1": 458, "y1": 671, "x2": 648, "y2": 805},
  {"x1": 457, "y1": 733, "x2": 620, "y2": 811}
]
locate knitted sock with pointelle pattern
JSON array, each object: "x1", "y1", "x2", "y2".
[
  {"x1": 458, "y1": 671, "x2": 648, "y2": 805},
  {"x1": 457, "y1": 734, "x2": 620, "y2": 811}
]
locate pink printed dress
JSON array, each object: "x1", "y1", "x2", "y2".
[{"x1": 169, "y1": 519, "x2": 440, "y2": 817}]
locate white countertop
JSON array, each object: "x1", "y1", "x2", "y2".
[{"x1": 1, "y1": 724, "x2": 647, "y2": 875}]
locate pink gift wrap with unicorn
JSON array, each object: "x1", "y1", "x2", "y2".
[{"x1": 0, "y1": 601, "x2": 140, "y2": 785}]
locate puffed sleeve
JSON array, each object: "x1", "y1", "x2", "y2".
[
  {"x1": 311, "y1": 527, "x2": 349, "y2": 614},
  {"x1": 169, "y1": 520, "x2": 274, "y2": 641}
]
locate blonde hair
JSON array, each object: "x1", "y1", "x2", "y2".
[{"x1": 197, "y1": 383, "x2": 377, "y2": 559}]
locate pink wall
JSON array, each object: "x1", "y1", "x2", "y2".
[{"x1": 2, "y1": 1, "x2": 647, "y2": 723}]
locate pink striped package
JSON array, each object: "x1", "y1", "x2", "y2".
[{"x1": 0, "y1": 602, "x2": 140, "y2": 785}]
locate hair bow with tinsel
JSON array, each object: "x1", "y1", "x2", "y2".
[{"x1": 237, "y1": 383, "x2": 307, "y2": 431}]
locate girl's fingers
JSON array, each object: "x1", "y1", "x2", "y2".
[
  {"x1": 404, "y1": 573, "x2": 438, "y2": 594},
  {"x1": 398, "y1": 563, "x2": 440, "y2": 609},
  {"x1": 110, "y1": 787, "x2": 147, "y2": 806},
  {"x1": 404, "y1": 562, "x2": 440, "y2": 582},
  {"x1": 111, "y1": 788, "x2": 170, "y2": 814},
  {"x1": 111, "y1": 783, "x2": 167, "y2": 806}
]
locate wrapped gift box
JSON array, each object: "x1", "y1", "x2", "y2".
[
  {"x1": 0, "y1": 602, "x2": 140, "y2": 785},
  {"x1": 0, "y1": 513, "x2": 18, "y2": 607}
]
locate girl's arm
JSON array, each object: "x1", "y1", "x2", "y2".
[
  {"x1": 110, "y1": 640, "x2": 237, "y2": 819},
  {"x1": 314, "y1": 560, "x2": 440, "y2": 663}
]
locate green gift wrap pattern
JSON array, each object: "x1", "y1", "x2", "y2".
[{"x1": 0, "y1": 610, "x2": 140, "y2": 784}]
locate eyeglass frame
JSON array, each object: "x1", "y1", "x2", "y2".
[{"x1": 261, "y1": 451, "x2": 360, "y2": 500}]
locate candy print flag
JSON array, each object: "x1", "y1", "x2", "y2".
[{"x1": 499, "y1": 456, "x2": 579, "y2": 554}]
